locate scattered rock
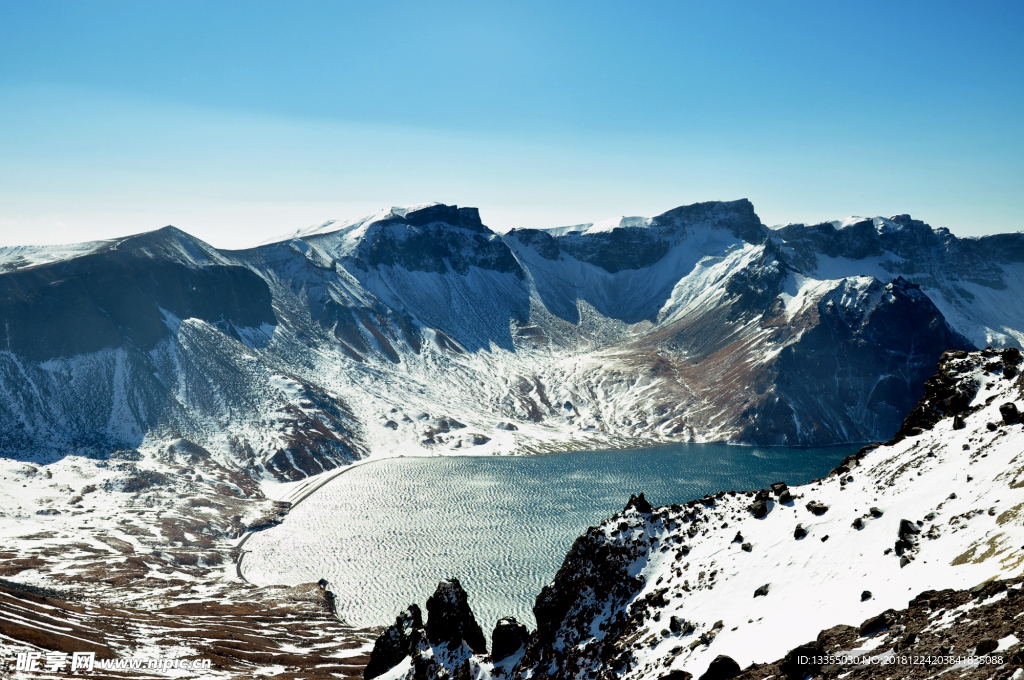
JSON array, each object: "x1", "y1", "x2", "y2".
[
  {"x1": 806, "y1": 501, "x2": 829, "y2": 516},
  {"x1": 491, "y1": 617, "x2": 529, "y2": 662},
  {"x1": 698, "y1": 655, "x2": 741, "y2": 680},
  {"x1": 895, "y1": 632, "x2": 917, "y2": 650},
  {"x1": 754, "y1": 583, "x2": 770, "y2": 598}
]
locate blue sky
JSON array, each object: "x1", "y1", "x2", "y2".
[{"x1": 1, "y1": 1, "x2": 1021, "y2": 248}]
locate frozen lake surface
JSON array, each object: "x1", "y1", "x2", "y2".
[{"x1": 242, "y1": 443, "x2": 860, "y2": 632}]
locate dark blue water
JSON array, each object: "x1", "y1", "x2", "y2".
[{"x1": 244, "y1": 442, "x2": 860, "y2": 630}]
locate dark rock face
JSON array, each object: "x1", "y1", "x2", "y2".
[
  {"x1": 543, "y1": 200, "x2": 766, "y2": 274},
  {"x1": 491, "y1": 617, "x2": 529, "y2": 662},
  {"x1": 364, "y1": 604, "x2": 424, "y2": 680},
  {"x1": 699, "y1": 655, "x2": 741, "y2": 680},
  {"x1": 0, "y1": 228, "x2": 276, "y2": 362},
  {"x1": 741, "y1": 276, "x2": 975, "y2": 446},
  {"x1": 359, "y1": 205, "x2": 522, "y2": 277},
  {"x1": 425, "y1": 579, "x2": 487, "y2": 654}
]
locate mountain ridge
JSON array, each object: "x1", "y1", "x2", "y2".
[{"x1": 1, "y1": 200, "x2": 1021, "y2": 473}]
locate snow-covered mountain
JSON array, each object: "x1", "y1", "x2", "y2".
[
  {"x1": 364, "y1": 346, "x2": 1024, "y2": 680},
  {"x1": 1, "y1": 200, "x2": 1021, "y2": 471}
]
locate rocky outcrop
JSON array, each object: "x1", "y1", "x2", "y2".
[
  {"x1": 890, "y1": 346, "x2": 1020, "y2": 443},
  {"x1": 365, "y1": 605, "x2": 424, "y2": 680},
  {"x1": 365, "y1": 579, "x2": 489, "y2": 680},
  {"x1": 425, "y1": 578, "x2": 487, "y2": 654},
  {"x1": 491, "y1": 617, "x2": 529, "y2": 662}
]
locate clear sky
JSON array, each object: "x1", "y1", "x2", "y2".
[{"x1": 1, "y1": 0, "x2": 1021, "y2": 248}]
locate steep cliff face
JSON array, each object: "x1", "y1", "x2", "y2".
[
  {"x1": 366, "y1": 348, "x2": 1024, "y2": 680},
  {"x1": 1, "y1": 201, "x2": 1021, "y2": 468}
]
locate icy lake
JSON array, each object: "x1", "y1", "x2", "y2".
[{"x1": 241, "y1": 443, "x2": 861, "y2": 632}]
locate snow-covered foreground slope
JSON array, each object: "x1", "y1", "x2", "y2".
[{"x1": 365, "y1": 347, "x2": 1024, "y2": 680}]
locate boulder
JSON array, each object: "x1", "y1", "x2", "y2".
[
  {"x1": 861, "y1": 590, "x2": 871, "y2": 601},
  {"x1": 698, "y1": 655, "x2": 741, "y2": 680},
  {"x1": 898, "y1": 519, "x2": 921, "y2": 540},
  {"x1": 858, "y1": 611, "x2": 894, "y2": 637},
  {"x1": 491, "y1": 617, "x2": 529, "y2": 662},
  {"x1": 794, "y1": 524, "x2": 808, "y2": 540},
  {"x1": 869, "y1": 507, "x2": 884, "y2": 518},
  {"x1": 779, "y1": 641, "x2": 822, "y2": 680},
  {"x1": 669, "y1": 615, "x2": 686, "y2": 634},
  {"x1": 741, "y1": 542, "x2": 752, "y2": 552},
  {"x1": 754, "y1": 583, "x2": 770, "y2": 598},
  {"x1": 975, "y1": 639, "x2": 999, "y2": 656},
  {"x1": 660, "y1": 672, "x2": 693, "y2": 680},
  {"x1": 733, "y1": 532, "x2": 743, "y2": 543},
  {"x1": 806, "y1": 501, "x2": 829, "y2": 516},
  {"x1": 953, "y1": 414, "x2": 966, "y2": 430},
  {"x1": 771, "y1": 482, "x2": 788, "y2": 495},
  {"x1": 750, "y1": 500, "x2": 769, "y2": 519},
  {"x1": 425, "y1": 578, "x2": 487, "y2": 654},
  {"x1": 778, "y1": 488, "x2": 793, "y2": 504},
  {"x1": 1000, "y1": 402, "x2": 1020, "y2": 425},
  {"x1": 852, "y1": 517, "x2": 864, "y2": 530}
]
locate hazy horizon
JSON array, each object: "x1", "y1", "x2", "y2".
[{"x1": 2, "y1": 1, "x2": 1021, "y2": 249}]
